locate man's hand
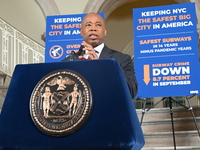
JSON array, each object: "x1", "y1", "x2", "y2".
[{"x1": 78, "y1": 41, "x2": 99, "y2": 60}]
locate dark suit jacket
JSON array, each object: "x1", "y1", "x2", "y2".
[{"x1": 62, "y1": 45, "x2": 138, "y2": 98}]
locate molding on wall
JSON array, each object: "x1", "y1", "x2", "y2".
[
  {"x1": 35, "y1": 0, "x2": 60, "y2": 18},
  {"x1": 35, "y1": 0, "x2": 60, "y2": 41},
  {"x1": 83, "y1": 0, "x2": 133, "y2": 19}
]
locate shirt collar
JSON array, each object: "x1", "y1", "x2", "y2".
[{"x1": 94, "y1": 43, "x2": 104, "y2": 57}]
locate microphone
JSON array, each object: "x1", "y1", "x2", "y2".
[
  {"x1": 69, "y1": 45, "x2": 84, "y2": 61},
  {"x1": 76, "y1": 45, "x2": 84, "y2": 56}
]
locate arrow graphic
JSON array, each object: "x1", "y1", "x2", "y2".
[{"x1": 143, "y1": 65, "x2": 150, "y2": 85}]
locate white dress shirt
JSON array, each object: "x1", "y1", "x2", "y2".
[{"x1": 84, "y1": 43, "x2": 104, "y2": 59}]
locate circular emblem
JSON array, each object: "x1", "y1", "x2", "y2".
[{"x1": 30, "y1": 69, "x2": 93, "y2": 137}]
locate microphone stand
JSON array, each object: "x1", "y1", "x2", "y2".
[
  {"x1": 140, "y1": 95, "x2": 200, "y2": 150},
  {"x1": 69, "y1": 45, "x2": 84, "y2": 61}
]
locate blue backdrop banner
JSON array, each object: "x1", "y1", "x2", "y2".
[
  {"x1": 133, "y1": 3, "x2": 200, "y2": 98},
  {"x1": 45, "y1": 13, "x2": 104, "y2": 62}
]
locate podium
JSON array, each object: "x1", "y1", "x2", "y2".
[{"x1": 0, "y1": 59, "x2": 144, "y2": 150}]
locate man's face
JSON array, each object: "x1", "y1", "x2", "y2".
[{"x1": 80, "y1": 13, "x2": 107, "y2": 47}]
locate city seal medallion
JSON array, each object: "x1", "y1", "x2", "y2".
[{"x1": 30, "y1": 69, "x2": 93, "y2": 137}]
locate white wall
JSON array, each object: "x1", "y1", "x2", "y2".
[
  {"x1": 0, "y1": 0, "x2": 89, "y2": 46},
  {"x1": 56, "y1": 0, "x2": 88, "y2": 15}
]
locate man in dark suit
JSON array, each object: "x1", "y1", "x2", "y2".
[{"x1": 62, "y1": 12, "x2": 138, "y2": 98}]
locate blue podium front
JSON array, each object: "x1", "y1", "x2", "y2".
[{"x1": 0, "y1": 59, "x2": 144, "y2": 150}]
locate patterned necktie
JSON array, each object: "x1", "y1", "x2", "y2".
[
  {"x1": 94, "y1": 50, "x2": 99, "y2": 57},
  {"x1": 94, "y1": 50, "x2": 99, "y2": 54}
]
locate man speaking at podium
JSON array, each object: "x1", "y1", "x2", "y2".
[{"x1": 63, "y1": 12, "x2": 138, "y2": 98}]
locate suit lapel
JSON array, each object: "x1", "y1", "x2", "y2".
[{"x1": 99, "y1": 45, "x2": 113, "y2": 59}]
